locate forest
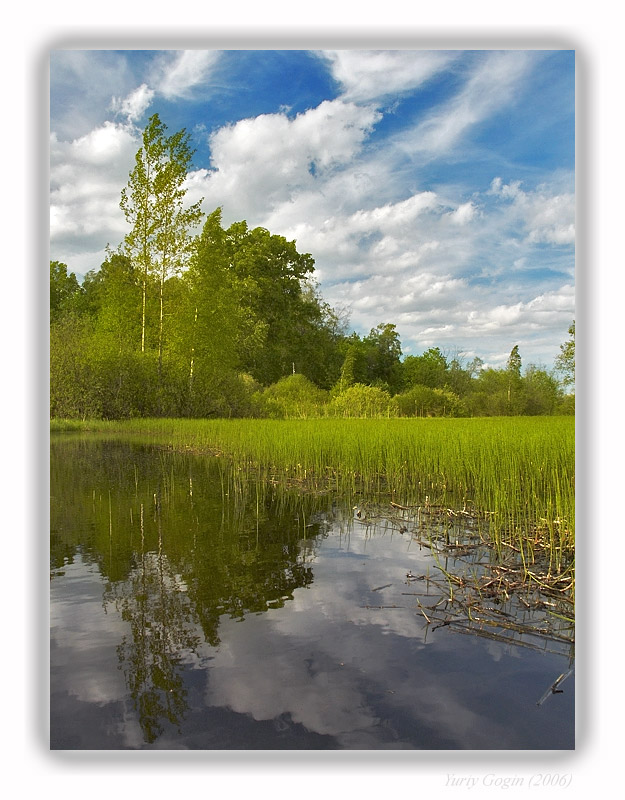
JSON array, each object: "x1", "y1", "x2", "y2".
[{"x1": 50, "y1": 114, "x2": 575, "y2": 421}]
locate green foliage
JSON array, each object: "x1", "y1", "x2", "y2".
[
  {"x1": 507, "y1": 344, "x2": 522, "y2": 377},
  {"x1": 50, "y1": 315, "x2": 101, "y2": 419},
  {"x1": 174, "y1": 211, "x2": 243, "y2": 415},
  {"x1": 555, "y1": 321, "x2": 575, "y2": 389},
  {"x1": 49, "y1": 116, "x2": 574, "y2": 422},
  {"x1": 50, "y1": 261, "x2": 82, "y2": 320},
  {"x1": 333, "y1": 325, "x2": 403, "y2": 395},
  {"x1": 394, "y1": 384, "x2": 467, "y2": 417},
  {"x1": 402, "y1": 347, "x2": 449, "y2": 389},
  {"x1": 259, "y1": 373, "x2": 329, "y2": 418},
  {"x1": 329, "y1": 383, "x2": 393, "y2": 418},
  {"x1": 363, "y1": 323, "x2": 403, "y2": 392},
  {"x1": 522, "y1": 365, "x2": 562, "y2": 415},
  {"x1": 335, "y1": 339, "x2": 367, "y2": 393},
  {"x1": 468, "y1": 368, "x2": 514, "y2": 416},
  {"x1": 224, "y1": 220, "x2": 316, "y2": 384},
  {"x1": 120, "y1": 113, "x2": 203, "y2": 361}
]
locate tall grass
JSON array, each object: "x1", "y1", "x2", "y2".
[{"x1": 51, "y1": 416, "x2": 574, "y2": 546}]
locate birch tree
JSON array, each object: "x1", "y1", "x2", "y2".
[
  {"x1": 120, "y1": 114, "x2": 166, "y2": 354},
  {"x1": 120, "y1": 113, "x2": 203, "y2": 372},
  {"x1": 153, "y1": 128, "x2": 203, "y2": 384}
]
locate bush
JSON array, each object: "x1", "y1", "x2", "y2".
[
  {"x1": 260, "y1": 373, "x2": 330, "y2": 418},
  {"x1": 329, "y1": 383, "x2": 394, "y2": 417},
  {"x1": 394, "y1": 385, "x2": 467, "y2": 417}
]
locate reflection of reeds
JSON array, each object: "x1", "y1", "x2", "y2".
[
  {"x1": 53, "y1": 416, "x2": 574, "y2": 588},
  {"x1": 395, "y1": 498, "x2": 575, "y2": 656}
]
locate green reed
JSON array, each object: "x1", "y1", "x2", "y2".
[{"x1": 51, "y1": 416, "x2": 574, "y2": 571}]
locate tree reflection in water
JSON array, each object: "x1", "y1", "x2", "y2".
[
  {"x1": 53, "y1": 436, "x2": 324, "y2": 744},
  {"x1": 107, "y1": 504, "x2": 201, "y2": 743}
]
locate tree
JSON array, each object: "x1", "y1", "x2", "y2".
[
  {"x1": 506, "y1": 345, "x2": 523, "y2": 413},
  {"x1": 221, "y1": 220, "x2": 316, "y2": 384},
  {"x1": 446, "y1": 357, "x2": 472, "y2": 396},
  {"x1": 120, "y1": 113, "x2": 203, "y2": 368},
  {"x1": 402, "y1": 347, "x2": 449, "y2": 390},
  {"x1": 152, "y1": 128, "x2": 203, "y2": 385},
  {"x1": 467, "y1": 368, "x2": 510, "y2": 416},
  {"x1": 261, "y1": 374, "x2": 329, "y2": 418},
  {"x1": 362, "y1": 323, "x2": 403, "y2": 392},
  {"x1": 394, "y1": 385, "x2": 466, "y2": 417},
  {"x1": 50, "y1": 261, "x2": 82, "y2": 321},
  {"x1": 507, "y1": 344, "x2": 522, "y2": 377},
  {"x1": 89, "y1": 251, "x2": 157, "y2": 417},
  {"x1": 285, "y1": 283, "x2": 348, "y2": 389},
  {"x1": 50, "y1": 314, "x2": 101, "y2": 419},
  {"x1": 120, "y1": 114, "x2": 167, "y2": 354},
  {"x1": 555, "y1": 320, "x2": 575, "y2": 390},
  {"x1": 336, "y1": 342, "x2": 361, "y2": 393},
  {"x1": 174, "y1": 209, "x2": 243, "y2": 416},
  {"x1": 522, "y1": 365, "x2": 562, "y2": 415}
]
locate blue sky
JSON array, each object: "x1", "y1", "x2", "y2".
[{"x1": 50, "y1": 49, "x2": 575, "y2": 369}]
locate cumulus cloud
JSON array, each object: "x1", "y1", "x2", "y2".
[
  {"x1": 426, "y1": 283, "x2": 576, "y2": 365},
  {"x1": 51, "y1": 50, "x2": 134, "y2": 140},
  {"x1": 50, "y1": 122, "x2": 138, "y2": 270},
  {"x1": 346, "y1": 192, "x2": 439, "y2": 232},
  {"x1": 51, "y1": 556, "x2": 130, "y2": 706},
  {"x1": 111, "y1": 83, "x2": 155, "y2": 124},
  {"x1": 489, "y1": 177, "x2": 575, "y2": 245},
  {"x1": 448, "y1": 201, "x2": 477, "y2": 225},
  {"x1": 49, "y1": 50, "x2": 574, "y2": 366},
  {"x1": 193, "y1": 99, "x2": 382, "y2": 222},
  {"x1": 268, "y1": 192, "x2": 440, "y2": 276}
]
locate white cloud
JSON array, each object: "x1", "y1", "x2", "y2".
[
  {"x1": 429, "y1": 284, "x2": 576, "y2": 366},
  {"x1": 51, "y1": 556, "x2": 130, "y2": 706},
  {"x1": 50, "y1": 122, "x2": 138, "y2": 268},
  {"x1": 153, "y1": 50, "x2": 221, "y2": 99},
  {"x1": 346, "y1": 192, "x2": 438, "y2": 232},
  {"x1": 396, "y1": 51, "x2": 534, "y2": 157},
  {"x1": 194, "y1": 99, "x2": 382, "y2": 222},
  {"x1": 111, "y1": 83, "x2": 155, "y2": 124},
  {"x1": 319, "y1": 49, "x2": 457, "y2": 102},
  {"x1": 204, "y1": 519, "x2": 514, "y2": 748},
  {"x1": 490, "y1": 177, "x2": 575, "y2": 245},
  {"x1": 51, "y1": 50, "x2": 134, "y2": 139},
  {"x1": 449, "y1": 201, "x2": 477, "y2": 225},
  {"x1": 271, "y1": 192, "x2": 439, "y2": 274},
  {"x1": 48, "y1": 50, "x2": 574, "y2": 368}
]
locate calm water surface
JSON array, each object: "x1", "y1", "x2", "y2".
[{"x1": 50, "y1": 436, "x2": 574, "y2": 750}]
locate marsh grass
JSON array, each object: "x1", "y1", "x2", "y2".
[
  {"x1": 380, "y1": 498, "x2": 575, "y2": 651},
  {"x1": 51, "y1": 416, "x2": 574, "y2": 593}
]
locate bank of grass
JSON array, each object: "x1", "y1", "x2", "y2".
[
  {"x1": 51, "y1": 416, "x2": 575, "y2": 619},
  {"x1": 52, "y1": 415, "x2": 571, "y2": 509},
  {"x1": 51, "y1": 416, "x2": 574, "y2": 581}
]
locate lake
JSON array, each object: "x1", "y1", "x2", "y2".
[{"x1": 50, "y1": 435, "x2": 574, "y2": 749}]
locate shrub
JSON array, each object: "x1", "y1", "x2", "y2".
[
  {"x1": 329, "y1": 383, "x2": 394, "y2": 417},
  {"x1": 260, "y1": 373, "x2": 329, "y2": 418},
  {"x1": 394, "y1": 384, "x2": 467, "y2": 417}
]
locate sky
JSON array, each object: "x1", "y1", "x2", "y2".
[{"x1": 49, "y1": 48, "x2": 575, "y2": 370}]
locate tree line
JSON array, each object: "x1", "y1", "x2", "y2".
[{"x1": 50, "y1": 113, "x2": 575, "y2": 420}]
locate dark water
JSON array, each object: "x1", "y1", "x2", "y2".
[{"x1": 50, "y1": 435, "x2": 574, "y2": 750}]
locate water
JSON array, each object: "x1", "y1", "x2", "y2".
[{"x1": 50, "y1": 435, "x2": 574, "y2": 749}]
